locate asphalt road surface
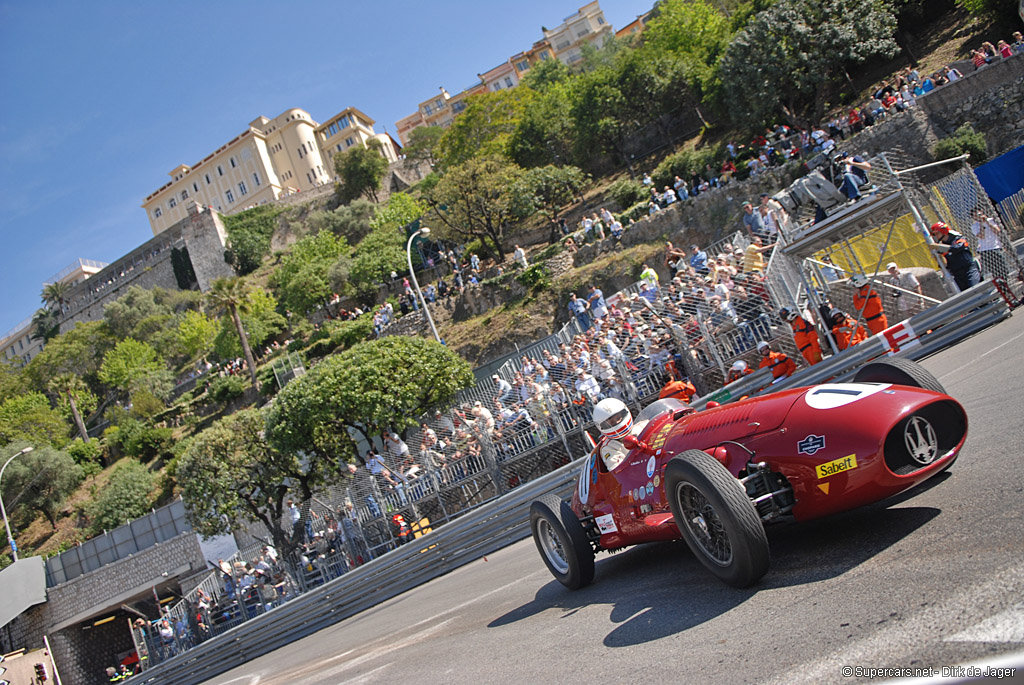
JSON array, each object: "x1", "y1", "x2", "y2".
[{"x1": 206, "y1": 311, "x2": 1024, "y2": 685}]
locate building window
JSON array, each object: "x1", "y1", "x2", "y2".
[
  {"x1": 540, "y1": 51, "x2": 550, "y2": 60},
  {"x1": 226, "y1": 189, "x2": 235, "y2": 203},
  {"x1": 516, "y1": 60, "x2": 529, "y2": 71},
  {"x1": 576, "y1": 29, "x2": 590, "y2": 38},
  {"x1": 345, "y1": 136, "x2": 354, "y2": 147},
  {"x1": 230, "y1": 157, "x2": 237, "y2": 168},
  {"x1": 307, "y1": 172, "x2": 313, "y2": 183},
  {"x1": 453, "y1": 101, "x2": 467, "y2": 113},
  {"x1": 253, "y1": 172, "x2": 261, "y2": 187},
  {"x1": 297, "y1": 147, "x2": 304, "y2": 159},
  {"x1": 205, "y1": 174, "x2": 212, "y2": 184},
  {"x1": 435, "y1": 99, "x2": 445, "y2": 109},
  {"x1": 181, "y1": 189, "x2": 189, "y2": 200},
  {"x1": 238, "y1": 181, "x2": 248, "y2": 196},
  {"x1": 193, "y1": 182, "x2": 199, "y2": 192},
  {"x1": 154, "y1": 207, "x2": 163, "y2": 218},
  {"x1": 168, "y1": 197, "x2": 177, "y2": 208},
  {"x1": 556, "y1": 40, "x2": 570, "y2": 50},
  {"x1": 597, "y1": 16, "x2": 605, "y2": 25},
  {"x1": 423, "y1": 104, "x2": 433, "y2": 115},
  {"x1": 505, "y1": 77, "x2": 514, "y2": 88},
  {"x1": 217, "y1": 165, "x2": 224, "y2": 176}
]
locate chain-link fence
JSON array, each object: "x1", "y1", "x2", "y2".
[{"x1": 142, "y1": 152, "x2": 1017, "y2": 672}]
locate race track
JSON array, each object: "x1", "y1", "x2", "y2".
[{"x1": 205, "y1": 311, "x2": 1024, "y2": 685}]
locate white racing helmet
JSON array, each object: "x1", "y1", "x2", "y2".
[
  {"x1": 593, "y1": 397, "x2": 632, "y2": 440},
  {"x1": 850, "y1": 274, "x2": 869, "y2": 288},
  {"x1": 778, "y1": 307, "x2": 798, "y2": 322},
  {"x1": 757, "y1": 340, "x2": 771, "y2": 353},
  {"x1": 730, "y1": 360, "x2": 748, "y2": 373}
]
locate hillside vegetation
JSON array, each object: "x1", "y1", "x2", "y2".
[{"x1": 2, "y1": 0, "x2": 1015, "y2": 566}]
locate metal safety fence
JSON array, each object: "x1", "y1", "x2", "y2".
[{"x1": 130, "y1": 155, "x2": 1018, "y2": 677}]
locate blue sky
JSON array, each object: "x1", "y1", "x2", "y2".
[{"x1": 0, "y1": 0, "x2": 653, "y2": 337}]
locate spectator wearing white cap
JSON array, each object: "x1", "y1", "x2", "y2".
[
  {"x1": 886, "y1": 262, "x2": 921, "y2": 316},
  {"x1": 492, "y1": 374, "x2": 513, "y2": 404}
]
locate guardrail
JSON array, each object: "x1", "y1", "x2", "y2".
[
  {"x1": 134, "y1": 280, "x2": 1010, "y2": 684},
  {"x1": 134, "y1": 459, "x2": 581, "y2": 685}
]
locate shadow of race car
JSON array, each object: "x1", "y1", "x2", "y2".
[{"x1": 530, "y1": 358, "x2": 967, "y2": 589}]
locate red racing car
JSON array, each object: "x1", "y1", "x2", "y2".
[{"x1": 530, "y1": 358, "x2": 967, "y2": 589}]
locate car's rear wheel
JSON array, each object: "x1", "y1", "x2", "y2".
[
  {"x1": 853, "y1": 358, "x2": 945, "y2": 393},
  {"x1": 530, "y1": 494, "x2": 595, "y2": 590},
  {"x1": 665, "y1": 450, "x2": 769, "y2": 588}
]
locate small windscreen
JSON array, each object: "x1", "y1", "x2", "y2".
[{"x1": 599, "y1": 408, "x2": 630, "y2": 431}]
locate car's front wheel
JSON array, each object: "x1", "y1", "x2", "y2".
[
  {"x1": 665, "y1": 450, "x2": 770, "y2": 588},
  {"x1": 530, "y1": 494, "x2": 595, "y2": 590}
]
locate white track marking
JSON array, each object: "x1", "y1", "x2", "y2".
[{"x1": 937, "y1": 330, "x2": 1024, "y2": 381}]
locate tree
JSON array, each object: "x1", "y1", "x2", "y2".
[
  {"x1": 403, "y1": 125, "x2": 446, "y2": 170},
  {"x1": 1, "y1": 442, "x2": 83, "y2": 530},
  {"x1": 103, "y1": 286, "x2": 172, "y2": 340},
  {"x1": 177, "y1": 408, "x2": 339, "y2": 567},
  {"x1": 25, "y1": 320, "x2": 113, "y2": 399},
  {"x1": 0, "y1": 393, "x2": 69, "y2": 448},
  {"x1": 206, "y1": 277, "x2": 259, "y2": 387},
  {"x1": 0, "y1": 363, "x2": 29, "y2": 404},
  {"x1": 176, "y1": 309, "x2": 218, "y2": 362},
  {"x1": 30, "y1": 307, "x2": 60, "y2": 343},
  {"x1": 212, "y1": 287, "x2": 286, "y2": 362},
  {"x1": 348, "y1": 193, "x2": 426, "y2": 301},
  {"x1": 508, "y1": 82, "x2": 577, "y2": 168},
  {"x1": 424, "y1": 157, "x2": 536, "y2": 262},
  {"x1": 523, "y1": 165, "x2": 587, "y2": 240},
  {"x1": 305, "y1": 199, "x2": 377, "y2": 244},
  {"x1": 48, "y1": 373, "x2": 96, "y2": 443},
  {"x1": 87, "y1": 459, "x2": 153, "y2": 533},
  {"x1": 99, "y1": 338, "x2": 164, "y2": 392},
  {"x1": 266, "y1": 336, "x2": 473, "y2": 454},
  {"x1": 333, "y1": 139, "x2": 389, "y2": 204},
  {"x1": 642, "y1": 0, "x2": 733, "y2": 103},
  {"x1": 269, "y1": 231, "x2": 350, "y2": 315},
  {"x1": 223, "y1": 205, "x2": 283, "y2": 276},
  {"x1": 719, "y1": 0, "x2": 898, "y2": 128},
  {"x1": 435, "y1": 88, "x2": 534, "y2": 169},
  {"x1": 519, "y1": 56, "x2": 571, "y2": 93},
  {"x1": 41, "y1": 280, "x2": 73, "y2": 311}
]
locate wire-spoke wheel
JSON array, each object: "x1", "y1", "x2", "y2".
[
  {"x1": 665, "y1": 450, "x2": 770, "y2": 588},
  {"x1": 530, "y1": 494, "x2": 595, "y2": 590}
]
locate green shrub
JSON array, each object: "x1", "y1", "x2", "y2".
[
  {"x1": 516, "y1": 264, "x2": 551, "y2": 291},
  {"x1": 616, "y1": 201, "x2": 650, "y2": 225},
  {"x1": 607, "y1": 178, "x2": 649, "y2": 210},
  {"x1": 208, "y1": 375, "x2": 247, "y2": 403},
  {"x1": 67, "y1": 438, "x2": 103, "y2": 466},
  {"x1": 651, "y1": 144, "x2": 724, "y2": 189},
  {"x1": 932, "y1": 123, "x2": 987, "y2": 165},
  {"x1": 88, "y1": 460, "x2": 154, "y2": 533}
]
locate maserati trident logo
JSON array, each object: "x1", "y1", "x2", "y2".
[{"x1": 904, "y1": 416, "x2": 938, "y2": 465}]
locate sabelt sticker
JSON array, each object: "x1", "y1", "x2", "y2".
[
  {"x1": 595, "y1": 513, "x2": 618, "y2": 534},
  {"x1": 816, "y1": 454, "x2": 858, "y2": 479},
  {"x1": 646, "y1": 456, "x2": 656, "y2": 478},
  {"x1": 798, "y1": 434, "x2": 826, "y2": 455}
]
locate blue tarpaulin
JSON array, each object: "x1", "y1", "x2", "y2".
[{"x1": 975, "y1": 145, "x2": 1024, "y2": 203}]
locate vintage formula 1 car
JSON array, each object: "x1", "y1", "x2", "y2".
[{"x1": 530, "y1": 358, "x2": 967, "y2": 589}]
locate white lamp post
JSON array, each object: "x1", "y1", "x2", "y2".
[
  {"x1": 1, "y1": 446, "x2": 33, "y2": 562},
  {"x1": 406, "y1": 226, "x2": 442, "y2": 344}
]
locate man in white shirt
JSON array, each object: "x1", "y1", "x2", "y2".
[
  {"x1": 970, "y1": 210, "x2": 1007, "y2": 280},
  {"x1": 886, "y1": 262, "x2": 922, "y2": 316}
]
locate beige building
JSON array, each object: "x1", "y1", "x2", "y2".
[
  {"x1": 143, "y1": 107, "x2": 399, "y2": 236},
  {"x1": 395, "y1": 2, "x2": 612, "y2": 144},
  {"x1": 543, "y1": 1, "x2": 613, "y2": 65},
  {"x1": 1, "y1": 259, "x2": 107, "y2": 366},
  {"x1": 616, "y1": 10, "x2": 653, "y2": 40}
]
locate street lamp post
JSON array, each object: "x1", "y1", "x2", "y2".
[
  {"x1": 406, "y1": 227, "x2": 442, "y2": 344},
  {"x1": 1, "y1": 446, "x2": 34, "y2": 562}
]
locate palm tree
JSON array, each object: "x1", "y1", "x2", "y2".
[
  {"x1": 206, "y1": 277, "x2": 259, "y2": 388},
  {"x1": 30, "y1": 307, "x2": 60, "y2": 342},
  {"x1": 49, "y1": 373, "x2": 91, "y2": 442},
  {"x1": 41, "y1": 280, "x2": 73, "y2": 311}
]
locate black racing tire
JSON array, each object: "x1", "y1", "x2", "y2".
[
  {"x1": 853, "y1": 357, "x2": 945, "y2": 393},
  {"x1": 530, "y1": 493, "x2": 595, "y2": 590},
  {"x1": 665, "y1": 450, "x2": 770, "y2": 588}
]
